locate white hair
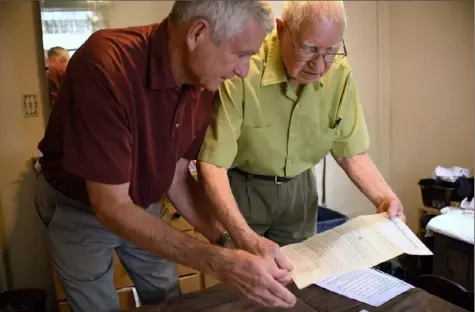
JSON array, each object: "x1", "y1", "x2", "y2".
[
  {"x1": 169, "y1": 0, "x2": 275, "y2": 44},
  {"x1": 282, "y1": 1, "x2": 347, "y2": 32}
]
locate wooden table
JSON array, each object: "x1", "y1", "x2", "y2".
[{"x1": 130, "y1": 283, "x2": 469, "y2": 312}]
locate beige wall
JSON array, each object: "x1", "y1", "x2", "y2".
[
  {"x1": 0, "y1": 0, "x2": 472, "y2": 303},
  {"x1": 316, "y1": 1, "x2": 474, "y2": 230},
  {"x1": 107, "y1": 1, "x2": 174, "y2": 28},
  {"x1": 0, "y1": 0, "x2": 52, "y2": 301},
  {"x1": 315, "y1": 1, "x2": 380, "y2": 218},
  {"x1": 388, "y1": 0, "x2": 474, "y2": 229}
]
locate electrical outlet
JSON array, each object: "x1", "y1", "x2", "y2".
[{"x1": 22, "y1": 94, "x2": 39, "y2": 118}]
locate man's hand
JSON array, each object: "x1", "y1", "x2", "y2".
[
  {"x1": 197, "y1": 162, "x2": 292, "y2": 282},
  {"x1": 237, "y1": 232, "x2": 294, "y2": 285},
  {"x1": 378, "y1": 197, "x2": 406, "y2": 222},
  {"x1": 86, "y1": 180, "x2": 294, "y2": 308},
  {"x1": 213, "y1": 249, "x2": 296, "y2": 308}
]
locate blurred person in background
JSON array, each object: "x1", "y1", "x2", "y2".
[{"x1": 46, "y1": 46, "x2": 70, "y2": 107}]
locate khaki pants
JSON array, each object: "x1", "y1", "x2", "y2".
[
  {"x1": 228, "y1": 168, "x2": 318, "y2": 246},
  {"x1": 35, "y1": 175, "x2": 179, "y2": 312}
]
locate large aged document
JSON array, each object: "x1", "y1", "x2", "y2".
[{"x1": 281, "y1": 213, "x2": 432, "y2": 289}]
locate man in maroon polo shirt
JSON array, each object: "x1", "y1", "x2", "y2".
[{"x1": 36, "y1": 1, "x2": 297, "y2": 311}]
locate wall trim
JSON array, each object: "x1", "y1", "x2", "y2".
[{"x1": 376, "y1": 2, "x2": 391, "y2": 182}]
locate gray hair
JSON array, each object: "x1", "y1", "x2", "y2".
[
  {"x1": 282, "y1": 1, "x2": 347, "y2": 32},
  {"x1": 170, "y1": 0, "x2": 275, "y2": 44}
]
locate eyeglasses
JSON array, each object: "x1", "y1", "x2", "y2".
[{"x1": 285, "y1": 23, "x2": 347, "y2": 63}]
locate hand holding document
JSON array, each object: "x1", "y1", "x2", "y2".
[
  {"x1": 281, "y1": 213, "x2": 432, "y2": 289},
  {"x1": 315, "y1": 268, "x2": 413, "y2": 307}
]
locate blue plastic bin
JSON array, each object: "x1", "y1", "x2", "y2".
[{"x1": 316, "y1": 206, "x2": 348, "y2": 233}]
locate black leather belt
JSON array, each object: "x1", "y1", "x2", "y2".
[
  {"x1": 44, "y1": 176, "x2": 76, "y2": 200},
  {"x1": 231, "y1": 168, "x2": 294, "y2": 184}
]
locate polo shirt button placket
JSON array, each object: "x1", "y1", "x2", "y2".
[{"x1": 175, "y1": 122, "x2": 180, "y2": 128}]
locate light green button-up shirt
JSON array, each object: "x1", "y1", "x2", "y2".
[{"x1": 198, "y1": 30, "x2": 370, "y2": 178}]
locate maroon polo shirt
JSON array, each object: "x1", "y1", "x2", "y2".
[{"x1": 38, "y1": 18, "x2": 215, "y2": 208}]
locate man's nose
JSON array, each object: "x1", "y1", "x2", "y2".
[{"x1": 309, "y1": 55, "x2": 326, "y2": 73}]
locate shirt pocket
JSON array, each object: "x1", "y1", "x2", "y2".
[
  {"x1": 239, "y1": 124, "x2": 272, "y2": 150},
  {"x1": 304, "y1": 123, "x2": 337, "y2": 163}
]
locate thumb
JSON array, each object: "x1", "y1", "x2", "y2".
[
  {"x1": 388, "y1": 208, "x2": 398, "y2": 218},
  {"x1": 270, "y1": 264, "x2": 292, "y2": 282},
  {"x1": 274, "y1": 251, "x2": 294, "y2": 272},
  {"x1": 386, "y1": 202, "x2": 399, "y2": 218}
]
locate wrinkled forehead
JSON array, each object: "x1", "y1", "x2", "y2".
[{"x1": 295, "y1": 17, "x2": 344, "y2": 49}]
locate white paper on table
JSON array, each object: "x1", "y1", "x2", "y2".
[
  {"x1": 315, "y1": 268, "x2": 413, "y2": 307},
  {"x1": 281, "y1": 213, "x2": 433, "y2": 289}
]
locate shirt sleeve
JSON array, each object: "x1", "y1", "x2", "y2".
[
  {"x1": 198, "y1": 77, "x2": 244, "y2": 168},
  {"x1": 330, "y1": 71, "x2": 370, "y2": 158},
  {"x1": 62, "y1": 60, "x2": 133, "y2": 185},
  {"x1": 183, "y1": 124, "x2": 208, "y2": 161}
]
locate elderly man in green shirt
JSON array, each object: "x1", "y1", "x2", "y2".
[{"x1": 198, "y1": 0, "x2": 406, "y2": 269}]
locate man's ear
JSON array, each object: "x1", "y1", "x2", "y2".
[
  {"x1": 275, "y1": 18, "x2": 285, "y2": 42},
  {"x1": 186, "y1": 18, "x2": 210, "y2": 52}
]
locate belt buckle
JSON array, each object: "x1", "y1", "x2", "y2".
[{"x1": 274, "y1": 176, "x2": 282, "y2": 185}]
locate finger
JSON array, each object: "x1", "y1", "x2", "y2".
[
  {"x1": 269, "y1": 258, "x2": 293, "y2": 285},
  {"x1": 271, "y1": 265, "x2": 292, "y2": 280},
  {"x1": 274, "y1": 250, "x2": 294, "y2": 271},
  {"x1": 263, "y1": 288, "x2": 295, "y2": 308},
  {"x1": 387, "y1": 205, "x2": 399, "y2": 218},
  {"x1": 264, "y1": 274, "x2": 297, "y2": 307},
  {"x1": 251, "y1": 286, "x2": 295, "y2": 308},
  {"x1": 276, "y1": 274, "x2": 293, "y2": 285},
  {"x1": 271, "y1": 265, "x2": 293, "y2": 284},
  {"x1": 232, "y1": 280, "x2": 276, "y2": 308},
  {"x1": 242, "y1": 279, "x2": 290, "y2": 308},
  {"x1": 266, "y1": 266, "x2": 291, "y2": 285},
  {"x1": 248, "y1": 289, "x2": 291, "y2": 308},
  {"x1": 244, "y1": 292, "x2": 273, "y2": 308}
]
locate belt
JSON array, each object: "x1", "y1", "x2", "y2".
[
  {"x1": 44, "y1": 175, "x2": 90, "y2": 206},
  {"x1": 44, "y1": 176, "x2": 75, "y2": 200},
  {"x1": 231, "y1": 168, "x2": 294, "y2": 184}
]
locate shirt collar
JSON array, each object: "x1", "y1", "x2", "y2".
[
  {"x1": 148, "y1": 17, "x2": 179, "y2": 90},
  {"x1": 260, "y1": 30, "x2": 324, "y2": 89}
]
